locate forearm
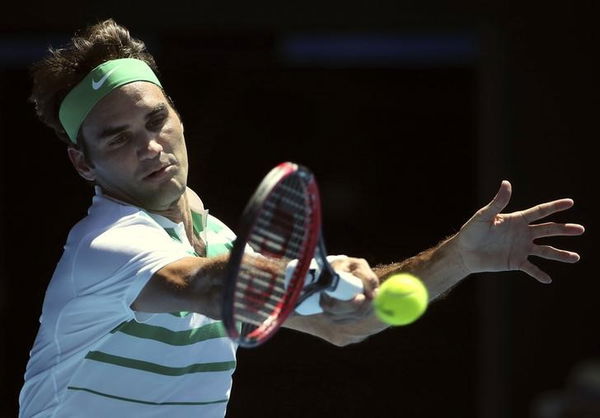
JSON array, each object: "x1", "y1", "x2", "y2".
[
  {"x1": 284, "y1": 312, "x2": 385, "y2": 347},
  {"x1": 374, "y1": 234, "x2": 469, "y2": 301},
  {"x1": 284, "y1": 234, "x2": 471, "y2": 346}
]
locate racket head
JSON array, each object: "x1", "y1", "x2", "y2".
[{"x1": 222, "y1": 162, "x2": 321, "y2": 347}]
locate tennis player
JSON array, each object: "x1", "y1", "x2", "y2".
[{"x1": 19, "y1": 19, "x2": 584, "y2": 417}]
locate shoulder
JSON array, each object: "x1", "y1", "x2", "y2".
[
  {"x1": 57, "y1": 201, "x2": 188, "y2": 294},
  {"x1": 70, "y1": 196, "x2": 155, "y2": 240},
  {"x1": 65, "y1": 199, "x2": 175, "y2": 268}
]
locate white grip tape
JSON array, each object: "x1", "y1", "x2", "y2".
[
  {"x1": 330, "y1": 271, "x2": 364, "y2": 300},
  {"x1": 289, "y1": 256, "x2": 365, "y2": 316}
]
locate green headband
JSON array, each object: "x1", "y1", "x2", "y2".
[{"x1": 59, "y1": 58, "x2": 162, "y2": 143}]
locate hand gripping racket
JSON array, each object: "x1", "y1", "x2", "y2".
[{"x1": 222, "y1": 162, "x2": 364, "y2": 347}]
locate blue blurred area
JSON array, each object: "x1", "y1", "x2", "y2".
[
  {"x1": 0, "y1": 36, "x2": 69, "y2": 68},
  {"x1": 280, "y1": 32, "x2": 477, "y2": 67},
  {"x1": 0, "y1": 34, "x2": 160, "y2": 69}
]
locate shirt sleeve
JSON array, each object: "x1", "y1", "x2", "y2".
[{"x1": 71, "y1": 213, "x2": 190, "y2": 321}]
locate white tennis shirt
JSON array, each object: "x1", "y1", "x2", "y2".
[{"x1": 19, "y1": 188, "x2": 238, "y2": 418}]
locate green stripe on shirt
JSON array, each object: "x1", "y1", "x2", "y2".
[
  {"x1": 67, "y1": 386, "x2": 228, "y2": 405},
  {"x1": 112, "y1": 321, "x2": 228, "y2": 345},
  {"x1": 85, "y1": 351, "x2": 236, "y2": 376},
  {"x1": 206, "y1": 216, "x2": 224, "y2": 234},
  {"x1": 206, "y1": 242, "x2": 233, "y2": 257}
]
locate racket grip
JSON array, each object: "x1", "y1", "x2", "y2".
[
  {"x1": 327, "y1": 271, "x2": 364, "y2": 299},
  {"x1": 295, "y1": 271, "x2": 364, "y2": 315}
]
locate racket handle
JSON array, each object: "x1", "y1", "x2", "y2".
[
  {"x1": 330, "y1": 271, "x2": 365, "y2": 299},
  {"x1": 295, "y1": 271, "x2": 364, "y2": 315}
]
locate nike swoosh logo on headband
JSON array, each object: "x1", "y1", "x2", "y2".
[{"x1": 91, "y1": 66, "x2": 120, "y2": 90}]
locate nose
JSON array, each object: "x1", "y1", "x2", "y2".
[{"x1": 138, "y1": 135, "x2": 164, "y2": 160}]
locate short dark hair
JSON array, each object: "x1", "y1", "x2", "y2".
[{"x1": 29, "y1": 18, "x2": 160, "y2": 147}]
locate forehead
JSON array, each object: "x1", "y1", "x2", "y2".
[{"x1": 83, "y1": 82, "x2": 168, "y2": 129}]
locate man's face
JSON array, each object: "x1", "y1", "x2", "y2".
[{"x1": 74, "y1": 82, "x2": 189, "y2": 211}]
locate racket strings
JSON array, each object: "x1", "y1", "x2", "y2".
[
  {"x1": 254, "y1": 182, "x2": 309, "y2": 251},
  {"x1": 234, "y1": 174, "x2": 312, "y2": 337}
]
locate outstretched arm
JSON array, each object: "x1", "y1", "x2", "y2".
[
  {"x1": 377, "y1": 180, "x2": 584, "y2": 298},
  {"x1": 285, "y1": 180, "x2": 585, "y2": 345}
]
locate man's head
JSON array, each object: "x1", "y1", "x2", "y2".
[{"x1": 30, "y1": 19, "x2": 188, "y2": 211}]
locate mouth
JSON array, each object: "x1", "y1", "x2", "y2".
[{"x1": 143, "y1": 163, "x2": 176, "y2": 182}]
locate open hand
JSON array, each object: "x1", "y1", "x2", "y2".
[{"x1": 456, "y1": 180, "x2": 585, "y2": 283}]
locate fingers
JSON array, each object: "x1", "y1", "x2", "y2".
[
  {"x1": 348, "y1": 259, "x2": 379, "y2": 299},
  {"x1": 530, "y1": 222, "x2": 586, "y2": 239},
  {"x1": 520, "y1": 244, "x2": 581, "y2": 284},
  {"x1": 321, "y1": 257, "x2": 379, "y2": 322},
  {"x1": 320, "y1": 292, "x2": 373, "y2": 323},
  {"x1": 531, "y1": 245, "x2": 581, "y2": 263},
  {"x1": 330, "y1": 257, "x2": 379, "y2": 299},
  {"x1": 520, "y1": 198, "x2": 575, "y2": 223},
  {"x1": 477, "y1": 180, "x2": 512, "y2": 221},
  {"x1": 520, "y1": 259, "x2": 552, "y2": 284}
]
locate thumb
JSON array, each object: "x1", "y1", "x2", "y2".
[{"x1": 477, "y1": 180, "x2": 512, "y2": 221}]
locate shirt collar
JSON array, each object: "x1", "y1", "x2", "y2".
[{"x1": 93, "y1": 185, "x2": 208, "y2": 239}]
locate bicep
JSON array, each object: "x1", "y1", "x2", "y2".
[{"x1": 131, "y1": 254, "x2": 228, "y2": 318}]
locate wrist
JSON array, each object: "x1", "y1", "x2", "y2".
[
  {"x1": 405, "y1": 234, "x2": 472, "y2": 301},
  {"x1": 442, "y1": 234, "x2": 472, "y2": 279}
]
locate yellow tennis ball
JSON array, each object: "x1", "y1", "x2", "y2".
[{"x1": 373, "y1": 273, "x2": 429, "y2": 326}]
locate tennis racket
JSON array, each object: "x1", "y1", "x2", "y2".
[{"x1": 222, "y1": 162, "x2": 364, "y2": 348}]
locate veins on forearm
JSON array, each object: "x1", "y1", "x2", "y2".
[
  {"x1": 373, "y1": 234, "x2": 467, "y2": 301},
  {"x1": 373, "y1": 236, "x2": 449, "y2": 278}
]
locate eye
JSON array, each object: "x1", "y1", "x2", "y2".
[
  {"x1": 108, "y1": 133, "x2": 129, "y2": 147},
  {"x1": 147, "y1": 114, "x2": 168, "y2": 131}
]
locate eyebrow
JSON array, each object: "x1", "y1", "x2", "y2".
[
  {"x1": 146, "y1": 103, "x2": 168, "y2": 121},
  {"x1": 97, "y1": 103, "x2": 169, "y2": 140}
]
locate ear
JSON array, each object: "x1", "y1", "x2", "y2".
[{"x1": 67, "y1": 147, "x2": 96, "y2": 182}]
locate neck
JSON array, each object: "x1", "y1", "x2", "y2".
[
  {"x1": 98, "y1": 185, "x2": 190, "y2": 223},
  {"x1": 99, "y1": 187, "x2": 205, "y2": 255},
  {"x1": 149, "y1": 191, "x2": 206, "y2": 257},
  {"x1": 150, "y1": 193, "x2": 189, "y2": 224}
]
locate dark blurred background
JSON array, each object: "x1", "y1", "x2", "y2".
[{"x1": 1, "y1": 1, "x2": 596, "y2": 417}]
